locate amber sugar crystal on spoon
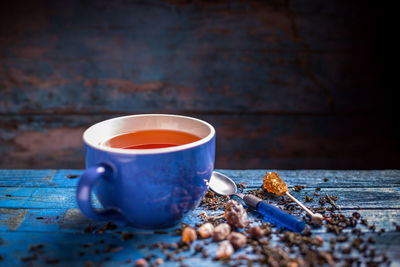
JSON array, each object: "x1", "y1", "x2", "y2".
[
  {"x1": 262, "y1": 171, "x2": 288, "y2": 195},
  {"x1": 263, "y1": 171, "x2": 324, "y2": 225}
]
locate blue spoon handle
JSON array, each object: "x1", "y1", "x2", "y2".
[{"x1": 243, "y1": 194, "x2": 305, "y2": 233}]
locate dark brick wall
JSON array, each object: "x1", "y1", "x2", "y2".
[{"x1": 0, "y1": 0, "x2": 397, "y2": 169}]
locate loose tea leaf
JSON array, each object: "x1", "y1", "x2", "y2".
[
  {"x1": 20, "y1": 255, "x2": 38, "y2": 262},
  {"x1": 84, "y1": 224, "x2": 94, "y2": 233},
  {"x1": 121, "y1": 232, "x2": 134, "y2": 241},
  {"x1": 292, "y1": 185, "x2": 306, "y2": 192},
  {"x1": 304, "y1": 195, "x2": 314, "y2": 202},
  {"x1": 200, "y1": 190, "x2": 230, "y2": 210},
  {"x1": 45, "y1": 258, "x2": 60, "y2": 264}
]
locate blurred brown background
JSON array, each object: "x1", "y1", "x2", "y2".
[{"x1": 0, "y1": 0, "x2": 397, "y2": 169}]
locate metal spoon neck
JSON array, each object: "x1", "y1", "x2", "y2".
[{"x1": 234, "y1": 192, "x2": 245, "y2": 199}]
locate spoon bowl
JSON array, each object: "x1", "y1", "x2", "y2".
[{"x1": 209, "y1": 171, "x2": 237, "y2": 196}]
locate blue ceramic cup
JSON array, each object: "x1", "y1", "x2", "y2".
[{"x1": 76, "y1": 114, "x2": 215, "y2": 229}]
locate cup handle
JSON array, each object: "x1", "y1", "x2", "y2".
[{"x1": 76, "y1": 163, "x2": 125, "y2": 225}]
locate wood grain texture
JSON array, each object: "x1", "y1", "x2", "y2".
[
  {"x1": 0, "y1": 231, "x2": 398, "y2": 266},
  {"x1": 0, "y1": 0, "x2": 383, "y2": 114},
  {"x1": 0, "y1": 0, "x2": 396, "y2": 169},
  {"x1": 2, "y1": 186, "x2": 400, "y2": 210},
  {"x1": 0, "y1": 114, "x2": 398, "y2": 169},
  {"x1": 0, "y1": 169, "x2": 399, "y2": 266},
  {"x1": 2, "y1": 169, "x2": 400, "y2": 188},
  {"x1": 1, "y1": 207, "x2": 399, "y2": 235}
]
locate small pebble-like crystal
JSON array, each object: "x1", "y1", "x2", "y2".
[
  {"x1": 135, "y1": 258, "x2": 147, "y2": 266},
  {"x1": 248, "y1": 226, "x2": 265, "y2": 239},
  {"x1": 262, "y1": 171, "x2": 288, "y2": 195},
  {"x1": 216, "y1": 240, "x2": 234, "y2": 259},
  {"x1": 213, "y1": 223, "x2": 231, "y2": 241},
  {"x1": 225, "y1": 200, "x2": 247, "y2": 228},
  {"x1": 228, "y1": 232, "x2": 247, "y2": 249},
  {"x1": 198, "y1": 223, "x2": 214, "y2": 238},
  {"x1": 182, "y1": 227, "x2": 197, "y2": 243}
]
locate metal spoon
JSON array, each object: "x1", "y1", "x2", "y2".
[{"x1": 209, "y1": 171, "x2": 305, "y2": 233}]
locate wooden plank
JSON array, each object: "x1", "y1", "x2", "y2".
[
  {"x1": 0, "y1": 207, "x2": 220, "y2": 233},
  {"x1": 291, "y1": 1, "x2": 379, "y2": 51},
  {"x1": 1, "y1": 169, "x2": 400, "y2": 188},
  {"x1": 0, "y1": 208, "x2": 27, "y2": 231},
  {"x1": 0, "y1": 187, "x2": 90, "y2": 209},
  {"x1": 1, "y1": 114, "x2": 398, "y2": 169},
  {"x1": 0, "y1": 231, "x2": 152, "y2": 267},
  {"x1": 0, "y1": 170, "x2": 58, "y2": 187},
  {"x1": 1, "y1": 202, "x2": 399, "y2": 265},
  {"x1": 0, "y1": 168, "x2": 399, "y2": 265},
  {"x1": 1, "y1": 207, "x2": 399, "y2": 235},
  {"x1": 0, "y1": 184, "x2": 399, "y2": 209},
  {"x1": 220, "y1": 170, "x2": 400, "y2": 188},
  {"x1": 0, "y1": 170, "x2": 78, "y2": 187},
  {"x1": 0, "y1": 55, "x2": 330, "y2": 114},
  {"x1": 0, "y1": 0, "x2": 389, "y2": 172},
  {"x1": 0, "y1": 230, "x2": 398, "y2": 266},
  {"x1": 0, "y1": 1, "x2": 383, "y2": 114}
]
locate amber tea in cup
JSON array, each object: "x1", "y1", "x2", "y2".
[
  {"x1": 103, "y1": 129, "x2": 201, "y2": 149},
  {"x1": 78, "y1": 114, "x2": 215, "y2": 228}
]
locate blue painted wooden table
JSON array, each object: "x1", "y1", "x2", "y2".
[{"x1": 0, "y1": 170, "x2": 399, "y2": 266}]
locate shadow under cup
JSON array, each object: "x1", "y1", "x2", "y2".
[{"x1": 77, "y1": 114, "x2": 216, "y2": 229}]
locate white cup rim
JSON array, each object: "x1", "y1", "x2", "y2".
[{"x1": 83, "y1": 114, "x2": 215, "y2": 155}]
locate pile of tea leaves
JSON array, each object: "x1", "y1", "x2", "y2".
[
  {"x1": 175, "y1": 187, "x2": 391, "y2": 267},
  {"x1": 17, "y1": 174, "x2": 396, "y2": 266},
  {"x1": 122, "y1": 177, "x2": 394, "y2": 267}
]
